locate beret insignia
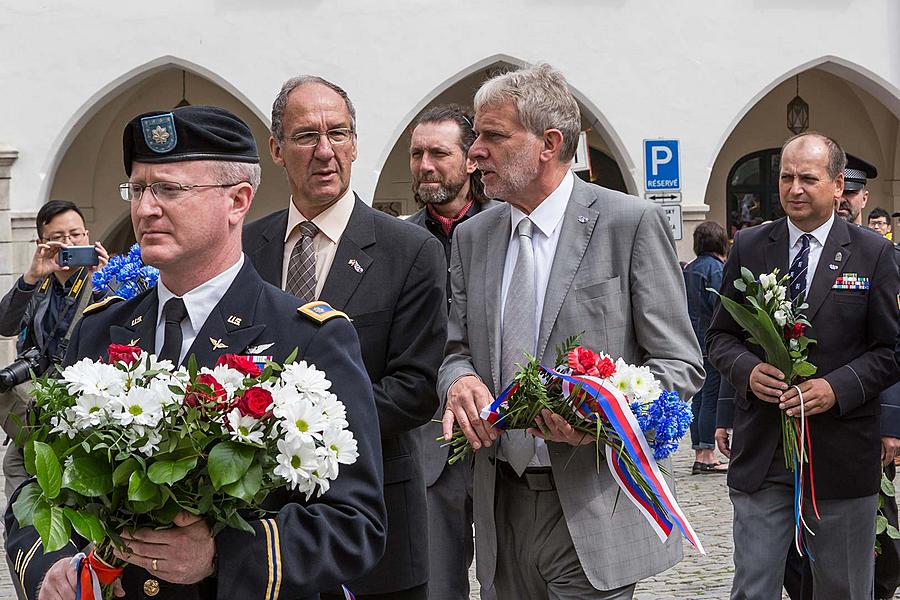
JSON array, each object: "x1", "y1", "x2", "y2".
[{"x1": 141, "y1": 113, "x2": 177, "y2": 154}]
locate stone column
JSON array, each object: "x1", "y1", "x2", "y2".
[{"x1": 0, "y1": 145, "x2": 22, "y2": 366}]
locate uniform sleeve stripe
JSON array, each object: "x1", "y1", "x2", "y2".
[
  {"x1": 19, "y1": 538, "x2": 42, "y2": 592},
  {"x1": 261, "y1": 518, "x2": 282, "y2": 600}
]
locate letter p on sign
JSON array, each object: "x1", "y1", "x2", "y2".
[
  {"x1": 644, "y1": 139, "x2": 680, "y2": 190},
  {"x1": 651, "y1": 146, "x2": 672, "y2": 176}
]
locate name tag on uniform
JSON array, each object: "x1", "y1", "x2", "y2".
[{"x1": 832, "y1": 273, "x2": 870, "y2": 290}]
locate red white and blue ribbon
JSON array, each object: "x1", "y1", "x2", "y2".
[
  {"x1": 72, "y1": 553, "x2": 102, "y2": 600},
  {"x1": 481, "y1": 367, "x2": 704, "y2": 554}
]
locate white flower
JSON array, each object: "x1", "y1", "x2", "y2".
[
  {"x1": 609, "y1": 359, "x2": 633, "y2": 396},
  {"x1": 146, "y1": 378, "x2": 181, "y2": 407},
  {"x1": 225, "y1": 408, "x2": 264, "y2": 445},
  {"x1": 128, "y1": 426, "x2": 162, "y2": 456},
  {"x1": 317, "y1": 393, "x2": 348, "y2": 428},
  {"x1": 281, "y1": 361, "x2": 331, "y2": 397},
  {"x1": 128, "y1": 353, "x2": 176, "y2": 378},
  {"x1": 49, "y1": 408, "x2": 78, "y2": 439},
  {"x1": 62, "y1": 359, "x2": 126, "y2": 398},
  {"x1": 200, "y1": 365, "x2": 246, "y2": 398},
  {"x1": 276, "y1": 401, "x2": 328, "y2": 444},
  {"x1": 780, "y1": 300, "x2": 793, "y2": 314},
  {"x1": 273, "y1": 437, "x2": 319, "y2": 490},
  {"x1": 72, "y1": 393, "x2": 110, "y2": 429},
  {"x1": 318, "y1": 427, "x2": 358, "y2": 478},
  {"x1": 759, "y1": 272, "x2": 776, "y2": 289},
  {"x1": 628, "y1": 365, "x2": 662, "y2": 403},
  {"x1": 763, "y1": 290, "x2": 774, "y2": 303},
  {"x1": 110, "y1": 386, "x2": 164, "y2": 428},
  {"x1": 773, "y1": 310, "x2": 788, "y2": 327},
  {"x1": 774, "y1": 285, "x2": 786, "y2": 302}
]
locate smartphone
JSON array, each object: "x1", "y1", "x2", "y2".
[{"x1": 57, "y1": 246, "x2": 99, "y2": 267}]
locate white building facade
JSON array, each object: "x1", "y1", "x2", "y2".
[{"x1": 1, "y1": 0, "x2": 899, "y2": 363}]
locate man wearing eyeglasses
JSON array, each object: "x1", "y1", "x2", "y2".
[
  {"x1": 5, "y1": 105, "x2": 387, "y2": 600},
  {"x1": 244, "y1": 76, "x2": 447, "y2": 600},
  {"x1": 0, "y1": 200, "x2": 108, "y2": 502}
]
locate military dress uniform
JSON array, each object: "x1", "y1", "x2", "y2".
[{"x1": 4, "y1": 259, "x2": 387, "y2": 600}]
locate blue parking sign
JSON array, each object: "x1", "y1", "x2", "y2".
[{"x1": 644, "y1": 139, "x2": 680, "y2": 190}]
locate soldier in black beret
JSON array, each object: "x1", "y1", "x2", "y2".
[{"x1": 5, "y1": 105, "x2": 387, "y2": 600}]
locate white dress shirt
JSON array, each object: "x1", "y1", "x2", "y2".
[
  {"x1": 499, "y1": 171, "x2": 574, "y2": 467},
  {"x1": 787, "y1": 212, "x2": 834, "y2": 295},
  {"x1": 155, "y1": 255, "x2": 244, "y2": 364},
  {"x1": 281, "y1": 187, "x2": 355, "y2": 298}
]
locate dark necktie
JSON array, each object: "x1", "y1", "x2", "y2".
[
  {"x1": 286, "y1": 221, "x2": 319, "y2": 302},
  {"x1": 788, "y1": 234, "x2": 812, "y2": 301},
  {"x1": 159, "y1": 297, "x2": 188, "y2": 364}
]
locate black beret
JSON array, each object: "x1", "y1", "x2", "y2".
[
  {"x1": 122, "y1": 105, "x2": 259, "y2": 176},
  {"x1": 843, "y1": 153, "x2": 877, "y2": 192}
]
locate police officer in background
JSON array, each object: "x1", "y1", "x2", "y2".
[
  {"x1": 0, "y1": 200, "x2": 108, "y2": 501},
  {"x1": 836, "y1": 155, "x2": 876, "y2": 226},
  {"x1": 5, "y1": 105, "x2": 386, "y2": 600}
]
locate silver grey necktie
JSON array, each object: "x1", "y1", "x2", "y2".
[
  {"x1": 286, "y1": 221, "x2": 319, "y2": 303},
  {"x1": 500, "y1": 217, "x2": 537, "y2": 475}
]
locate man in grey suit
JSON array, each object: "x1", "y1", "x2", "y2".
[
  {"x1": 407, "y1": 104, "x2": 499, "y2": 600},
  {"x1": 436, "y1": 63, "x2": 704, "y2": 599}
]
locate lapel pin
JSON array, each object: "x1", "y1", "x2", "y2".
[
  {"x1": 577, "y1": 216, "x2": 588, "y2": 223},
  {"x1": 829, "y1": 264, "x2": 838, "y2": 270},
  {"x1": 209, "y1": 337, "x2": 228, "y2": 350},
  {"x1": 348, "y1": 259, "x2": 364, "y2": 273},
  {"x1": 131, "y1": 316, "x2": 143, "y2": 327},
  {"x1": 227, "y1": 315, "x2": 243, "y2": 327},
  {"x1": 834, "y1": 251, "x2": 842, "y2": 262},
  {"x1": 128, "y1": 338, "x2": 140, "y2": 347}
]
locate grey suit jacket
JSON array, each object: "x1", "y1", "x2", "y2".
[{"x1": 436, "y1": 177, "x2": 704, "y2": 591}]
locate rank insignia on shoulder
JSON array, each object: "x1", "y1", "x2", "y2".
[
  {"x1": 83, "y1": 296, "x2": 126, "y2": 316},
  {"x1": 298, "y1": 301, "x2": 350, "y2": 324}
]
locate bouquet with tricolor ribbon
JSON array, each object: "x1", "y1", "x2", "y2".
[
  {"x1": 711, "y1": 267, "x2": 819, "y2": 555},
  {"x1": 445, "y1": 335, "x2": 703, "y2": 553}
]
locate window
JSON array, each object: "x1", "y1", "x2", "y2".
[{"x1": 726, "y1": 149, "x2": 784, "y2": 238}]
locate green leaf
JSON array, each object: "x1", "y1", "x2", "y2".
[
  {"x1": 208, "y1": 441, "x2": 254, "y2": 490},
  {"x1": 222, "y1": 509, "x2": 255, "y2": 534},
  {"x1": 715, "y1": 293, "x2": 793, "y2": 380},
  {"x1": 792, "y1": 360, "x2": 817, "y2": 378},
  {"x1": 11, "y1": 483, "x2": 42, "y2": 527},
  {"x1": 284, "y1": 347, "x2": 299, "y2": 366},
  {"x1": 733, "y1": 279, "x2": 746, "y2": 293},
  {"x1": 62, "y1": 457, "x2": 113, "y2": 497},
  {"x1": 148, "y1": 456, "x2": 198, "y2": 486},
  {"x1": 188, "y1": 354, "x2": 199, "y2": 381},
  {"x1": 222, "y1": 463, "x2": 263, "y2": 502},
  {"x1": 740, "y1": 266, "x2": 755, "y2": 284},
  {"x1": 33, "y1": 502, "x2": 71, "y2": 552},
  {"x1": 877, "y1": 514, "x2": 889, "y2": 534},
  {"x1": 33, "y1": 442, "x2": 62, "y2": 500},
  {"x1": 113, "y1": 457, "x2": 140, "y2": 487},
  {"x1": 882, "y1": 473, "x2": 896, "y2": 497},
  {"x1": 23, "y1": 440, "x2": 36, "y2": 476},
  {"x1": 887, "y1": 524, "x2": 900, "y2": 540},
  {"x1": 127, "y1": 470, "x2": 159, "y2": 502},
  {"x1": 62, "y1": 508, "x2": 105, "y2": 544}
]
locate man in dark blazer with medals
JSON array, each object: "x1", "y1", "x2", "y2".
[
  {"x1": 243, "y1": 76, "x2": 446, "y2": 600},
  {"x1": 5, "y1": 105, "x2": 386, "y2": 600},
  {"x1": 707, "y1": 132, "x2": 900, "y2": 600}
]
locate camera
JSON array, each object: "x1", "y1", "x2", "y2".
[
  {"x1": 57, "y1": 245, "x2": 99, "y2": 267},
  {"x1": 0, "y1": 347, "x2": 44, "y2": 393}
]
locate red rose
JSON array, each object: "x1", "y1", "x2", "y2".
[
  {"x1": 567, "y1": 347, "x2": 616, "y2": 378},
  {"x1": 216, "y1": 354, "x2": 262, "y2": 378},
  {"x1": 236, "y1": 386, "x2": 273, "y2": 419},
  {"x1": 108, "y1": 344, "x2": 142, "y2": 366},
  {"x1": 185, "y1": 374, "x2": 228, "y2": 410},
  {"x1": 783, "y1": 322, "x2": 806, "y2": 340}
]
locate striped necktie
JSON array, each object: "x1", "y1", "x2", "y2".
[
  {"x1": 286, "y1": 221, "x2": 319, "y2": 303},
  {"x1": 788, "y1": 233, "x2": 812, "y2": 301}
]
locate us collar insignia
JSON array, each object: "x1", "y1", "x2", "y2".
[
  {"x1": 131, "y1": 316, "x2": 143, "y2": 327},
  {"x1": 140, "y1": 113, "x2": 177, "y2": 154},
  {"x1": 348, "y1": 259, "x2": 364, "y2": 273},
  {"x1": 210, "y1": 338, "x2": 228, "y2": 350},
  {"x1": 227, "y1": 315, "x2": 243, "y2": 327}
]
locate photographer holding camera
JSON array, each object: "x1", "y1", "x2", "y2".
[{"x1": 0, "y1": 200, "x2": 108, "y2": 501}]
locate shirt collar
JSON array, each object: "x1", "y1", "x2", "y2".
[
  {"x1": 285, "y1": 186, "x2": 355, "y2": 244},
  {"x1": 156, "y1": 254, "x2": 244, "y2": 332},
  {"x1": 787, "y1": 212, "x2": 835, "y2": 249},
  {"x1": 509, "y1": 171, "x2": 574, "y2": 239}
]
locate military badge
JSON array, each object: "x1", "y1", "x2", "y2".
[{"x1": 141, "y1": 113, "x2": 177, "y2": 154}]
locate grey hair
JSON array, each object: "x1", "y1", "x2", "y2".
[
  {"x1": 782, "y1": 131, "x2": 847, "y2": 180},
  {"x1": 271, "y1": 76, "x2": 357, "y2": 142},
  {"x1": 216, "y1": 161, "x2": 262, "y2": 193},
  {"x1": 474, "y1": 63, "x2": 581, "y2": 162}
]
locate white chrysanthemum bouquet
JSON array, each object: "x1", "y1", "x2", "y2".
[{"x1": 13, "y1": 344, "x2": 358, "y2": 596}]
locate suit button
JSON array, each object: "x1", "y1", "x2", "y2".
[{"x1": 144, "y1": 579, "x2": 160, "y2": 596}]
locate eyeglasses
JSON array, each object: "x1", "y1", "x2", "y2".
[
  {"x1": 119, "y1": 181, "x2": 246, "y2": 203},
  {"x1": 869, "y1": 219, "x2": 889, "y2": 227},
  {"x1": 44, "y1": 231, "x2": 86, "y2": 243},
  {"x1": 287, "y1": 128, "x2": 354, "y2": 148}
]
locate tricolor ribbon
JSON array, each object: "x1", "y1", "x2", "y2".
[
  {"x1": 791, "y1": 385, "x2": 819, "y2": 557},
  {"x1": 72, "y1": 550, "x2": 123, "y2": 600},
  {"x1": 481, "y1": 367, "x2": 705, "y2": 554}
]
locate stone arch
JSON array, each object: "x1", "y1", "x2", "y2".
[
  {"x1": 42, "y1": 56, "x2": 288, "y2": 253},
  {"x1": 371, "y1": 55, "x2": 637, "y2": 216}
]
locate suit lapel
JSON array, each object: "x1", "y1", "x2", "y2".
[
  {"x1": 109, "y1": 291, "x2": 159, "y2": 354},
  {"x1": 764, "y1": 219, "x2": 790, "y2": 276},
  {"x1": 805, "y1": 217, "x2": 851, "y2": 320},
  {"x1": 184, "y1": 263, "x2": 267, "y2": 366},
  {"x1": 485, "y1": 205, "x2": 511, "y2": 393},
  {"x1": 537, "y1": 181, "x2": 598, "y2": 361},
  {"x1": 319, "y1": 197, "x2": 375, "y2": 311},
  {"x1": 250, "y1": 210, "x2": 288, "y2": 286}
]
